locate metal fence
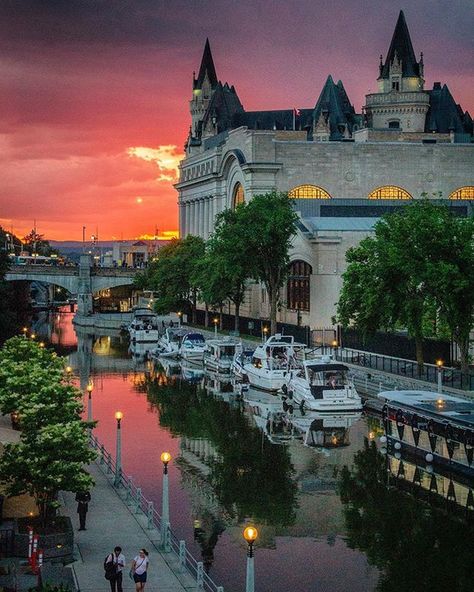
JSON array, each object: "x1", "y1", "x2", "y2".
[
  {"x1": 89, "y1": 435, "x2": 224, "y2": 592},
  {"x1": 336, "y1": 347, "x2": 474, "y2": 392}
]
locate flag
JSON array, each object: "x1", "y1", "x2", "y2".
[{"x1": 293, "y1": 108, "x2": 301, "y2": 116}]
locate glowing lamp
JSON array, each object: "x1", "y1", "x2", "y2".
[
  {"x1": 331, "y1": 340, "x2": 338, "y2": 347},
  {"x1": 115, "y1": 411, "x2": 123, "y2": 421},
  {"x1": 22, "y1": 327, "x2": 28, "y2": 333},
  {"x1": 436, "y1": 398, "x2": 445, "y2": 408},
  {"x1": 436, "y1": 359, "x2": 443, "y2": 368},
  {"x1": 161, "y1": 451, "x2": 171, "y2": 464},
  {"x1": 263, "y1": 327, "x2": 268, "y2": 334},
  {"x1": 39, "y1": 342, "x2": 45, "y2": 348},
  {"x1": 65, "y1": 366, "x2": 72, "y2": 374},
  {"x1": 243, "y1": 526, "x2": 258, "y2": 544},
  {"x1": 30, "y1": 333, "x2": 36, "y2": 339},
  {"x1": 213, "y1": 317, "x2": 219, "y2": 324},
  {"x1": 86, "y1": 382, "x2": 93, "y2": 393}
]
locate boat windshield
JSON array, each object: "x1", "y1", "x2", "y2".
[
  {"x1": 186, "y1": 333, "x2": 205, "y2": 343},
  {"x1": 307, "y1": 367, "x2": 348, "y2": 388},
  {"x1": 220, "y1": 345, "x2": 236, "y2": 357}
]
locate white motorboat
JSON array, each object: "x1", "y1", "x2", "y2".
[
  {"x1": 285, "y1": 357, "x2": 362, "y2": 412},
  {"x1": 153, "y1": 327, "x2": 188, "y2": 358},
  {"x1": 204, "y1": 339, "x2": 242, "y2": 373},
  {"x1": 128, "y1": 307, "x2": 160, "y2": 343},
  {"x1": 180, "y1": 332, "x2": 206, "y2": 362},
  {"x1": 242, "y1": 334, "x2": 303, "y2": 392},
  {"x1": 231, "y1": 348, "x2": 254, "y2": 380}
]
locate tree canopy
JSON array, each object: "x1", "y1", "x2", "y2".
[{"x1": 337, "y1": 201, "x2": 474, "y2": 371}]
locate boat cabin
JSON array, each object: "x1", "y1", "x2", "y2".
[{"x1": 299, "y1": 361, "x2": 350, "y2": 399}]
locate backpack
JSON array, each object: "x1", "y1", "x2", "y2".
[{"x1": 104, "y1": 555, "x2": 117, "y2": 580}]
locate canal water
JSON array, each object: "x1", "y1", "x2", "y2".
[{"x1": 33, "y1": 309, "x2": 474, "y2": 592}]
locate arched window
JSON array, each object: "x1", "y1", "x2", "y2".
[
  {"x1": 368, "y1": 186, "x2": 412, "y2": 200},
  {"x1": 232, "y1": 183, "x2": 245, "y2": 208},
  {"x1": 288, "y1": 185, "x2": 331, "y2": 199},
  {"x1": 287, "y1": 260, "x2": 312, "y2": 312},
  {"x1": 449, "y1": 186, "x2": 474, "y2": 200}
]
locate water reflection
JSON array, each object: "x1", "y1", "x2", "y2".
[
  {"x1": 339, "y1": 441, "x2": 474, "y2": 592},
  {"x1": 29, "y1": 310, "x2": 473, "y2": 591}
]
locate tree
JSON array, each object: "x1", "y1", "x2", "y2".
[
  {"x1": 137, "y1": 236, "x2": 206, "y2": 323},
  {"x1": 207, "y1": 208, "x2": 251, "y2": 331},
  {"x1": 22, "y1": 229, "x2": 57, "y2": 257},
  {"x1": 0, "y1": 337, "x2": 95, "y2": 525},
  {"x1": 337, "y1": 201, "x2": 473, "y2": 371},
  {"x1": 238, "y1": 192, "x2": 298, "y2": 334}
]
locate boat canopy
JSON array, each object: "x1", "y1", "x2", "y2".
[{"x1": 306, "y1": 363, "x2": 348, "y2": 373}]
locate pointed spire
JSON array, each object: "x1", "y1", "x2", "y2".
[
  {"x1": 380, "y1": 10, "x2": 420, "y2": 79},
  {"x1": 194, "y1": 38, "x2": 218, "y2": 89}
]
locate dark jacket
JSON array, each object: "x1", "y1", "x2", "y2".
[{"x1": 75, "y1": 491, "x2": 91, "y2": 513}]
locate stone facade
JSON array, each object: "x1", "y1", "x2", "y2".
[{"x1": 175, "y1": 13, "x2": 474, "y2": 329}]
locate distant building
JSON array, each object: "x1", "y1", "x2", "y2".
[
  {"x1": 176, "y1": 11, "x2": 473, "y2": 328},
  {"x1": 111, "y1": 240, "x2": 151, "y2": 267}
]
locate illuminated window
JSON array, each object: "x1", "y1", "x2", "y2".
[
  {"x1": 232, "y1": 183, "x2": 245, "y2": 208},
  {"x1": 288, "y1": 185, "x2": 331, "y2": 199},
  {"x1": 449, "y1": 186, "x2": 474, "y2": 200},
  {"x1": 368, "y1": 186, "x2": 412, "y2": 200},
  {"x1": 287, "y1": 260, "x2": 312, "y2": 312}
]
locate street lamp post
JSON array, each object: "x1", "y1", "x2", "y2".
[
  {"x1": 160, "y1": 452, "x2": 171, "y2": 550},
  {"x1": 177, "y1": 311, "x2": 182, "y2": 327},
  {"x1": 243, "y1": 526, "x2": 258, "y2": 592},
  {"x1": 436, "y1": 359, "x2": 443, "y2": 393},
  {"x1": 114, "y1": 411, "x2": 123, "y2": 487},
  {"x1": 261, "y1": 326, "x2": 268, "y2": 343},
  {"x1": 213, "y1": 317, "x2": 219, "y2": 338},
  {"x1": 86, "y1": 381, "x2": 94, "y2": 423},
  {"x1": 22, "y1": 327, "x2": 28, "y2": 338},
  {"x1": 331, "y1": 339, "x2": 338, "y2": 359}
]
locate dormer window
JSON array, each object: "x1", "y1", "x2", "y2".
[{"x1": 391, "y1": 78, "x2": 400, "y2": 91}]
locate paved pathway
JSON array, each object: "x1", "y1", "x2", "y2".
[{"x1": 62, "y1": 462, "x2": 197, "y2": 592}]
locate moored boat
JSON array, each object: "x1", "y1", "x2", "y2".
[
  {"x1": 242, "y1": 334, "x2": 303, "y2": 392},
  {"x1": 204, "y1": 338, "x2": 241, "y2": 372},
  {"x1": 152, "y1": 327, "x2": 188, "y2": 358},
  {"x1": 128, "y1": 307, "x2": 160, "y2": 343},
  {"x1": 180, "y1": 332, "x2": 206, "y2": 362},
  {"x1": 285, "y1": 357, "x2": 362, "y2": 412}
]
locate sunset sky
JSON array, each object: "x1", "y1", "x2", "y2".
[{"x1": 0, "y1": 1, "x2": 472, "y2": 241}]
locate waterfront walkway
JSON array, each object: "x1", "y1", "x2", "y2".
[{"x1": 62, "y1": 462, "x2": 197, "y2": 592}]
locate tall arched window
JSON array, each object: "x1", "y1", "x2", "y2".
[
  {"x1": 287, "y1": 260, "x2": 312, "y2": 312},
  {"x1": 288, "y1": 185, "x2": 331, "y2": 199},
  {"x1": 232, "y1": 183, "x2": 245, "y2": 208},
  {"x1": 449, "y1": 186, "x2": 474, "y2": 200},
  {"x1": 368, "y1": 186, "x2": 412, "y2": 200}
]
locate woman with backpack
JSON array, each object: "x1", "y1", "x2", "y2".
[
  {"x1": 130, "y1": 548, "x2": 149, "y2": 592},
  {"x1": 104, "y1": 546, "x2": 125, "y2": 592}
]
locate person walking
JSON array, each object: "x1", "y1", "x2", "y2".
[
  {"x1": 105, "y1": 546, "x2": 125, "y2": 592},
  {"x1": 131, "y1": 549, "x2": 149, "y2": 592},
  {"x1": 75, "y1": 490, "x2": 91, "y2": 530}
]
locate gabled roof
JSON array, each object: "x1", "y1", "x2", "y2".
[
  {"x1": 426, "y1": 82, "x2": 474, "y2": 135},
  {"x1": 380, "y1": 10, "x2": 420, "y2": 79},
  {"x1": 194, "y1": 38, "x2": 218, "y2": 89},
  {"x1": 313, "y1": 75, "x2": 356, "y2": 140},
  {"x1": 203, "y1": 81, "x2": 244, "y2": 134}
]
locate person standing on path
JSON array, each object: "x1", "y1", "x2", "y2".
[
  {"x1": 75, "y1": 490, "x2": 91, "y2": 530},
  {"x1": 131, "y1": 549, "x2": 149, "y2": 592},
  {"x1": 105, "y1": 546, "x2": 125, "y2": 592}
]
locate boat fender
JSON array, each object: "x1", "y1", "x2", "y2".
[
  {"x1": 425, "y1": 452, "x2": 434, "y2": 463},
  {"x1": 394, "y1": 441, "x2": 401, "y2": 450},
  {"x1": 411, "y1": 414, "x2": 421, "y2": 447},
  {"x1": 288, "y1": 390, "x2": 293, "y2": 400}
]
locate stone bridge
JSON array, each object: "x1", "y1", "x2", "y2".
[{"x1": 5, "y1": 255, "x2": 137, "y2": 315}]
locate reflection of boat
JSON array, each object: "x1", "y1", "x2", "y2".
[
  {"x1": 285, "y1": 358, "x2": 362, "y2": 412},
  {"x1": 204, "y1": 370, "x2": 240, "y2": 404},
  {"x1": 129, "y1": 341, "x2": 155, "y2": 363},
  {"x1": 244, "y1": 389, "x2": 294, "y2": 444},
  {"x1": 154, "y1": 356, "x2": 181, "y2": 379},
  {"x1": 128, "y1": 308, "x2": 160, "y2": 343},
  {"x1": 181, "y1": 361, "x2": 205, "y2": 383},
  {"x1": 153, "y1": 327, "x2": 188, "y2": 358},
  {"x1": 290, "y1": 410, "x2": 362, "y2": 448},
  {"x1": 180, "y1": 332, "x2": 206, "y2": 363},
  {"x1": 242, "y1": 334, "x2": 303, "y2": 392},
  {"x1": 204, "y1": 339, "x2": 241, "y2": 373},
  {"x1": 377, "y1": 390, "x2": 474, "y2": 479}
]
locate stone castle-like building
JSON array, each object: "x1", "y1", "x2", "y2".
[{"x1": 176, "y1": 10, "x2": 473, "y2": 328}]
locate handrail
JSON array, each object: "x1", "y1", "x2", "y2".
[{"x1": 90, "y1": 434, "x2": 224, "y2": 592}]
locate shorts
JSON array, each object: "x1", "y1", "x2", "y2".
[{"x1": 133, "y1": 572, "x2": 147, "y2": 583}]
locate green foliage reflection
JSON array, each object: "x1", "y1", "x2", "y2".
[
  {"x1": 339, "y1": 440, "x2": 474, "y2": 592},
  {"x1": 147, "y1": 378, "x2": 297, "y2": 526}
]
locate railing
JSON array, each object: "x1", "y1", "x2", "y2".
[
  {"x1": 337, "y1": 347, "x2": 474, "y2": 392},
  {"x1": 89, "y1": 435, "x2": 224, "y2": 592}
]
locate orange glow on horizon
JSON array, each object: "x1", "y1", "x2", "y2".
[{"x1": 137, "y1": 231, "x2": 179, "y2": 241}]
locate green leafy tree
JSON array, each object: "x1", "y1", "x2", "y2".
[
  {"x1": 22, "y1": 229, "x2": 57, "y2": 257},
  {"x1": 137, "y1": 236, "x2": 206, "y2": 323},
  {"x1": 191, "y1": 251, "x2": 228, "y2": 327},
  {"x1": 337, "y1": 201, "x2": 473, "y2": 371},
  {"x1": 238, "y1": 192, "x2": 298, "y2": 334},
  {"x1": 206, "y1": 208, "x2": 251, "y2": 331}
]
